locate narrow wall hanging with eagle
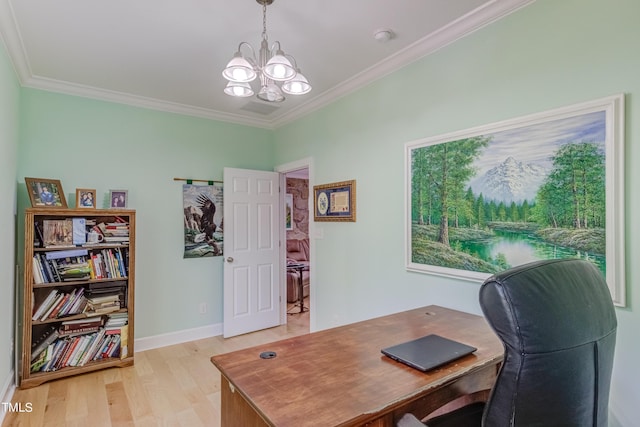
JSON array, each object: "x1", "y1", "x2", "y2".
[{"x1": 182, "y1": 184, "x2": 223, "y2": 258}]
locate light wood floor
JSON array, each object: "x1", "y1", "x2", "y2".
[{"x1": 3, "y1": 302, "x2": 310, "y2": 427}]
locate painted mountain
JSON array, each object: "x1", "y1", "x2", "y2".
[{"x1": 470, "y1": 156, "x2": 548, "y2": 204}]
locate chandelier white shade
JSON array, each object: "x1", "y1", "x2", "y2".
[{"x1": 222, "y1": 0, "x2": 311, "y2": 102}]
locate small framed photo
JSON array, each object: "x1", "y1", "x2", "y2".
[
  {"x1": 76, "y1": 188, "x2": 97, "y2": 209},
  {"x1": 25, "y1": 177, "x2": 68, "y2": 208},
  {"x1": 109, "y1": 190, "x2": 128, "y2": 208},
  {"x1": 313, "y1": 180, "x2": 356, "y2": 222}
]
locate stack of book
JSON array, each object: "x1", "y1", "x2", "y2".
[
  {"x1": 94, "y1": 218, "x2": 130, "y2": 244},
  {"x1": 104, "y1": 312, "x2": 128, "y2": 334},
  {"x1": 83, "y1": 293, "x2": 121, "y2": 316},
  {"x1": 87, "y1": 281, "x2": 127, "y2": 306}
]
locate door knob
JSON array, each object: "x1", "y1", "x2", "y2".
[{"x1": 226, "y1": 257, "x2": 234, "y2": 263}]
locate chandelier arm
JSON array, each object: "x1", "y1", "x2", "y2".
[
  {"x1": 284, "y1": 53, "x2": 298, "y2": 69},
  {"x1": 268, "y1": 40, "x2": 282, "y2": 53},
  {"x1": 237, "y1": 42, "x2": 257, "y2": 62}
]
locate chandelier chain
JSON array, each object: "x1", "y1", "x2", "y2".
[{"x1": 262, "y1": 2, "x2": 267, "y2": 41}]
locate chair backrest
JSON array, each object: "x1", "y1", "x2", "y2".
[{"x1": 479, "y1": 259, "x2": 617, "y2": 427}]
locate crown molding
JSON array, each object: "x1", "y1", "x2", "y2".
[
  {"x1": 22, "y1": 75, "x2": 276, "y2": 129},
  {"x1": 1, "y1": 0, "x2": 535, "y2": 130}
]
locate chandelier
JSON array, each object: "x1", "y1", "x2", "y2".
[{"x1": 222, "y1": 0, "x2": 311, "y2": 102}]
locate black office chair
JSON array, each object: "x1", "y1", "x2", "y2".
[{"x1": 398, "y1": 258, "x2": 617, "y2": 427}]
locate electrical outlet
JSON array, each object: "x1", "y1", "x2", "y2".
[{"x1": 199, "y1": 303, "x2": 207, "y2": 314}]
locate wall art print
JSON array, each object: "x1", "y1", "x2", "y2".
[
  {"x1": 183, "y1": 184, "x2": 223, "y2": 258},
  {"x1": 405, "y1": 94, "x2": 625, "y2": 306}
]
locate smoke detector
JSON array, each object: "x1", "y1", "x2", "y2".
[{"x1": 373, "y1": 28, "x2": 394, "y2": 42}]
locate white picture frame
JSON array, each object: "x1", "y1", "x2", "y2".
[{"x1": 405, "y1": 94, "x2": 625, "y2": 306}]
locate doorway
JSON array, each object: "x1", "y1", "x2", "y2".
[{"x1": 276, "y1": 158, "x2": 313, "y2": 332}]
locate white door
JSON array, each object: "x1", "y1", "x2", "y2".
[{"x1": 223, "y1": 167, "x2": 281, "y2": 338}]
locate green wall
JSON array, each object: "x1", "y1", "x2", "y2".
[
  {"x1": 17, "y1": 89, "x2": 273, "y2": 341},
  {"x1": 0, "y1": 39, "x2": 19, "y2": 401},
  {"x1": 273, "y1": 0, "x2": 638, "y2": 425}
]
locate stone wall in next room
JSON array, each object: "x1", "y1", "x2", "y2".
[{"x1": 286, "y1": 178, "x2": 309, "y2": 240}]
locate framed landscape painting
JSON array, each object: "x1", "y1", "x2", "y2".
[{"x1": 405, "y1": 94, "x2": 625, "y2": 306}]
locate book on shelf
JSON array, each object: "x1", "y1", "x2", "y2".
[
  {"x1": 30, "y1": 325, "x2": 59, "y2": 362},
  {"x1": 103, "y1": 236, "x2": 130, "y2": 243},
  {"x1": 39, "y1": 293, "x2": 65, "y2": 321},
  {"x1": 101, "y1": 335, "x2": 121, "y2": 359},
  {"x1": 41, "y1": 340, "x2": 65, "y2": 371},
  {"x1": 79, "y1": 329, "x2": 106, "y2": 366},
  {"x1": 47, "y1": 293, "x2": 71, "y2": 319},
  {"x1": 32, "y1": 289, "x2": 58, "y2": 320},
  {"x1": 34, "y1": 222, "x2": 45, "y2": 247},
  {"x1": 32, "y1": 256, "x2": 45, "y2": 284},
  {"x1": 61, "y1": 315, "x2": 104, "y2": 331},
  {"x1": 42, "y1": 219, "x2": 74, "y2": 247},
  {"x1": 45, "y1": 248, "x2": 89, "y2": 260},
  {"x1": 59, "y1": 263, "x2": 92, "y2": 281},
  {"x1": 71, "y1": 335, "x2": 93, "y2": 367},
  {"x1": 72, "y1": 218, "x2": 86, "y2": 245},
  {"x1": 59, "y1": 325, "x2": 101, "y2": 338},
  {"x1": 61, "y1": 337, "x2": 82, "y2": 368},
  {"x1": 30, "y1": 343, "x2": 53, "y2": 372},
  {"x1": 120, "y1": 324, "x2": 129, "y2": 359}
]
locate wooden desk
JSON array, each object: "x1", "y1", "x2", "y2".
[{"x1": 211, "y1": 305, "x2": 503, "y2": 426}]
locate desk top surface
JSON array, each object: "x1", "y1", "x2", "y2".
[{"x1": 211, "y1": 305, "x2": 503, "y2": 426}]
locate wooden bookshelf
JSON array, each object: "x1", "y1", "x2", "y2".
[{"x1": 20, "y1": 208, "x2": 135, "y2": 388}]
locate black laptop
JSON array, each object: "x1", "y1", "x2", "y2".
[{"x1": 381, "y1": 334, "x2": 477, "y2": 372}]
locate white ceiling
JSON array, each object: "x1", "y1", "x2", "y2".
[{"x1": 0, "y1": 0, "x2": 534, "y2": 129}]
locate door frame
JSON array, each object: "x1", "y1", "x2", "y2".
[{"x1": 275, "y1": 157, "x2": 315, "y2": 331}]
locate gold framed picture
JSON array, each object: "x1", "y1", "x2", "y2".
[
  {"x1": 76, "y1": 188, "x2": 97, "y2": 209},
  {"x1": 313, "y1": 180, "x2": 356, "y2": 222},
  {"x1": 25, "y1": 177, "x2": 67, "y2": 208}
]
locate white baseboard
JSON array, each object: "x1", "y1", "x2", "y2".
[
  {"x1": 134, "y1": 322, "x2": 223, "y2": 353},
  {"x1": 0, "y1": 369, "x2": 16, "y2": 425}
]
